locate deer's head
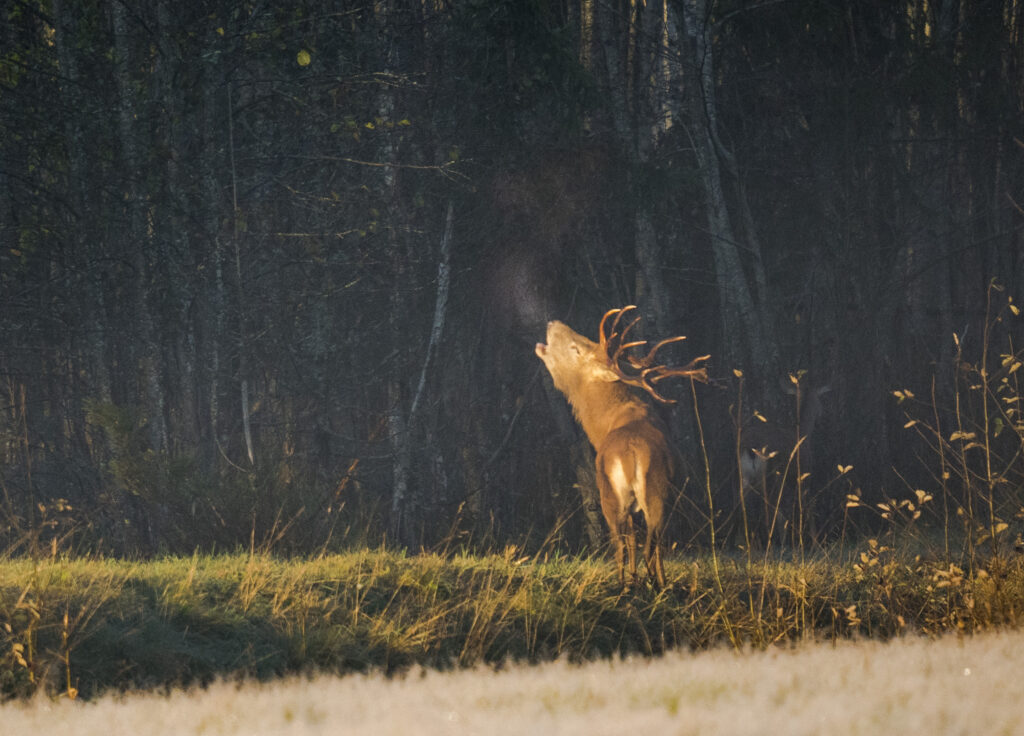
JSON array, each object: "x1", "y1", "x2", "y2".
[
  {"x1": 535, "y1": 321, "x2": 616, "y2": 398},
  {"x1": 535, "y1": 307, "x2": 709, "y2": 405}
]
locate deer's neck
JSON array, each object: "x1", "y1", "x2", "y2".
[{"x1": 567, "y1": 379, "x2": 651, "y2": 449}]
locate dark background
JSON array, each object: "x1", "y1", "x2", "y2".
[{"x1": 1, "y1": 0, "x2": 1021, "y2": 555}]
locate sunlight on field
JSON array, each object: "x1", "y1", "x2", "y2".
[{"x1": 5, "y1": 629, "x2": 1020, "y2": 735}]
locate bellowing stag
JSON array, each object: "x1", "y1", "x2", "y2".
[{"x1": 535, "y1": 306, "x2": 709, "y2": 588}]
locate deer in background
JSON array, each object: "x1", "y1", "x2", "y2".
[
  {"x1": 737, "y1": 378, "x2": 831, "y2": 546},
  {"x1": 535, "y1": 306, "x2": 709, "y2": 588}
]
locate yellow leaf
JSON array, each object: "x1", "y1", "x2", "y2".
[
  {"x1": 733, "y1": 368, "x2": 743, "y2": 378},
  {"x1": 296, "y1": 49, "x2": 311, "y2": 67}
]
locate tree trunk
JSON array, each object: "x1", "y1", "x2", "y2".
[
  {"x1": 54, "y1": 0, "x2": 112, "y2": 408},
  {"x1": 573, "y1": 442, "x2": 605, "y2": 550},
  {"x1": 155, "y1": 0, "x2": 200, "y2": 456},
  {"x1": 201, "y1": 41, "x2": 225, "y2": 476},
  {"x1": 112, "y1": 4, "x2": 167, "y2": 456},
  {"x1": 680, "y1": 0, "x2": 779, "y2": 380},
  {"x1": 111, "y1": 3, "x2": 170, "y2": 550}
]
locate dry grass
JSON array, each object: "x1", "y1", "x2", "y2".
[
  {"x1": 2, "y1": 544, "x2": 1022, "y2": 701},
  {"x1": 3, "y1": 628, "x2": 1020, "y2": 735}
]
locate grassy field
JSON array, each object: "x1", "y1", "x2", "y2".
[{"x1": 2, "y1": 541, "x2": 1021, "y2": 701}]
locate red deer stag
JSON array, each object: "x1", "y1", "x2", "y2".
[
  {"x1": 738, "y1": 380, "x2": 831, "y2": 545},
  {"x1": 535, "y1": 306, "x2": 709, "y2": 588}
]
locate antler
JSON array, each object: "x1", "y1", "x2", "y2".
[{"x1": 598, "y1": 306, "x2": 710, "y2": 404}]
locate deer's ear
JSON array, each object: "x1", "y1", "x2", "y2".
[{"x1": 590, "y1": 363, "x2": 621, "y2": 382}]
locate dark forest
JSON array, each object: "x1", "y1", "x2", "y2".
[{"x1": 2, "y1": 0, "x2": 1022, "y2": 556}]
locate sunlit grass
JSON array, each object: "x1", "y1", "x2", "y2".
[{"x1": 2, "y1": 539, "x2": 1022, "y2": 701}]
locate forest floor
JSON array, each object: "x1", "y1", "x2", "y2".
[{"x1": 1, "y1": 541, "x2": 1021, "y2": 703}]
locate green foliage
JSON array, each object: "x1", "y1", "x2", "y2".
[
  {"x1": 81, "y1": 402, "x2": 294, "y2": 552},
  {"x1": 84, "y1": 401, "x2": 190, "y2": 504}
]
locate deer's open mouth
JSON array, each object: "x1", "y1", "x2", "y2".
[{"x1": 535, "y1": 342, "x2": 548, "y2": 358}]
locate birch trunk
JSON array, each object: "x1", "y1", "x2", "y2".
[
  {"x1": 389, "y1": 204, "x2": 454, "y2": 545},
  {"x1": 201, "y1": 43, "x2": 225, "y2": 474}
]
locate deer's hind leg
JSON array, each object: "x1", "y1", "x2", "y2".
[
  {"x1": 639, "y1": 455, "x2": 668, "y2": 590},
  {"x1": 634, "y1": 481, "x2": 667, "y2": 589},
  {"x1": 642, "y1": 501, "x2": 666, "y2": 590},
  {"x1": 596, "y1": 461, "x2": 636, "y2": 588}
]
